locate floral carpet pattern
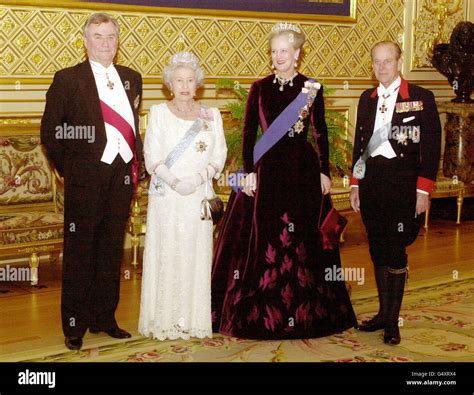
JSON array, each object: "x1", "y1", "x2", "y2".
[{"x1": 12, "y1": 276, "x2": 474, "y2": 362}]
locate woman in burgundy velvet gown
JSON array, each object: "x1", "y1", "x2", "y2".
[{"x1": 211, "y1": 23, "x2": 357, "y2": 339}]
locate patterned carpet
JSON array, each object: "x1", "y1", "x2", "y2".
[{"x1": 9, "y1": 275, "x2": 474, "y2": 363}]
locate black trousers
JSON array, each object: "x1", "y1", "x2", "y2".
[
  {"x1": 61, "y1": 156, "x2": 133, "y2": 337},
  {"x1": 359, "y1": 156, "x2": 422, "y2": 269}
]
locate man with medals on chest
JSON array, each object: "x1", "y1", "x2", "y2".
[
  {"x1": 349, "y1": 41, "x2": 441, "y2": 344},
  {"x1": 41, "y1": 13, "x2": 143, "y2": 350}
]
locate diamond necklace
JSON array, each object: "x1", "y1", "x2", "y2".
[{"x1": 273, "y1": 72, "x2": 298, "y2": 91}]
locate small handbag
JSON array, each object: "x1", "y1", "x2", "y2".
[
  {"x1": 318, "y1": 194, "x2": 348, "y2": 250},
  {"x1": 200, "y1": 174, "x2": 224, "y2": 225}
]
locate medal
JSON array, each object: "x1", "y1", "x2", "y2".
[
  {"x1": 395, "y1": 130, "x2": 408, "y2": 145},
  {"x1": 396, "y1": 100, "x2": 423, "y2": 113},
  {"x1": 195, "y1": 140, "x2": 208, "y2": 153},
  {"x1": 353, "y1": 158, "x2": 366, "y2": 180},
  {"x1": 293, "y1": 120, "x2": 304, "y2": 134},
  {"x1": 106, "y1": 73, "x2": 114, "y2": 90}
]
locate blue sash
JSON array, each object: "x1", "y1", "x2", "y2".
[{"x1": 229, "y1": 79, "x2": 318, "y2": 192}]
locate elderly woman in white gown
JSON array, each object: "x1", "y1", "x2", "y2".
[{"x1": 139, "y1": 52, "x2": 227, "y2": 340}]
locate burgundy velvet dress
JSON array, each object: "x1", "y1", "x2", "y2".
[{"x1": 211, "y1": 74, "x2": 357, "y2": 339}]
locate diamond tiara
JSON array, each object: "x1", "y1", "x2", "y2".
[
  {"x1": 169, "y1": 52, "x2": 200, "y2": 68},
  {"x1": 271, "y1": 22, "x2": 301, "y2": 34}
]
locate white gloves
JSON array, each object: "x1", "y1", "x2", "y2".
[
  {"x1": 154, "y1": 164, "x2": 217, "y2": 196},
  {"x1": 175, "y1": 181, "x2": 196, "y2": 196},
  {"x1": 199, "y1": 164, "x2": 217, "y2": 181},
  {"x1": 155, "y1": 164, "x2": 195, "y2": 196},
  {"x1": 155, "y1": 164, "x2": 179, "y2": 186},
  {"x1": 181, "y1": 173, "x2": 205, "y2": 188},
  {"x1": 242, "y1": 172, "x2": 257, "y2": 197}
]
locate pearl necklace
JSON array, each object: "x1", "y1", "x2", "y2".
[
  {"x1": 172, "y1": 100, "x2": 196, "y2": 114},
  {"x1": 273, "y1": 72, "x2": 298, "y2": 91}
]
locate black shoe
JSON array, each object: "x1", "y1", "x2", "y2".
[
  {"x1": 384, "y1": 324, "x2": 401, "y2": 345},
  {"x1": 357, "y1": 316, "x2": 386, "y2": 332},
  {"x1": 65, "y1": 336, "x2": 83, "y2": 350},
  {"x1": 90, "y1": 326, "x2": 131, "y2": 339}
]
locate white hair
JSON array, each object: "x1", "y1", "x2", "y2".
[{"x1": 163, "y1": 52, "x2": 205, "y2": 90}]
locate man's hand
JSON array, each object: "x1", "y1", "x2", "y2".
[
  {"x1": 350, "y1": 187, "x2": 360, "y2": 212},
  {"x1": 320, "y1": 173, "x2": 331, "y2": 195},
  {"x1": 242, "y1": 172, "x2": 257, "y2": 197},
  {"x1": 416, "y1": 192, "x2": 430, "y2": 215}
]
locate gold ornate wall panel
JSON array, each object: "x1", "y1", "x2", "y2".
[
  {"x1": 412, "y1": 0, "x2": 465, "y2": 70},
  {"x1": 1, "y1": 0, "x2": 469, "y2": 139},
  {"x1": 0, "y1": 0, "x2": 406, "y2": 83}
]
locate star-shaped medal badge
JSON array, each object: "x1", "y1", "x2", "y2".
[
  {"x1": 293, "y1": 120, "x2": 304, "y2": 134},
  {"x1": 195, "y1": 140, "x2": 208, "y2": 153},
  {"x1": 396, "y1": 130, "x2": 408, "y2": 145}
]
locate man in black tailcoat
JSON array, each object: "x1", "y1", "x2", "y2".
[
  {"x1": 41, "y1": 12, "x2": 142, "y2": 350},
  {"x1": 350, "y1": 41, "x2": 441, "y2": 345}
]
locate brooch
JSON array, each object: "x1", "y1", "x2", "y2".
[
  {"x1": 293, "y1": 120, "x2": 304, "y2": 134},
  {"x1": 199, "y1": 107, "x2": 214, "y2": 122},
  {"x1": 299, "y1": 107, "x2": 309, "y2": 119},
  {"x1": 395, "y1": 130, "x2": 408, "y2": 145},
  {"x1": 288, "y1": 81, "x2": 321, "y2": 136},
  {"x1": 302, "y1": 81, "x2": 321, "y2": 97},
  {"x1": 195, "y1": 140, "x2": 208, "y2": 153}
]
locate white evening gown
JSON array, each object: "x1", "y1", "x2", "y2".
[{"x1": 139, "y1": 103, "x2": 227, "y2": 340}]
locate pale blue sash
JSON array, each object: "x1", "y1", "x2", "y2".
[
  {"x1": 353, "y1": 122, "x2": 392, "y2": 180},
  {"x1": 149, "y1": 117, "x2": 204, "y2": 196}
]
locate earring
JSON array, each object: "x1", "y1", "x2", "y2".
[{"x1": 294, "y1": 59, "x2": 298, "y2": 68}]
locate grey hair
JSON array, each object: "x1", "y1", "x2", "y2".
[
  {"x1": 371, "y1": 41, "x2": 402, "y2": 60},
  {"x1": 163, "y1": 52, "x2": 205, "y2": 90},
  {"x1": 83, "y1": 12, "x2": 120, "y2": 37}
]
